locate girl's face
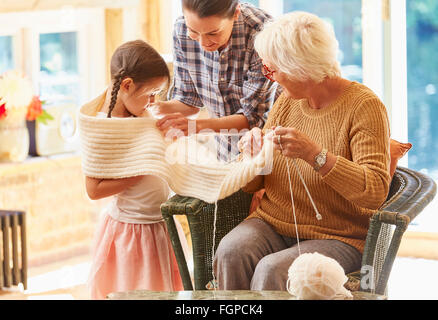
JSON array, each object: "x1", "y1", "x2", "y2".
[{"x1": 120, "y1": 77, "x2": 167, "y2": 117}]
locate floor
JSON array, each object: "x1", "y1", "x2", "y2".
[
  {"x1": 0, "y1": 254, "x2": 92, "y2": 300},
  {"x1": 387, "y1": 257, "x2": 438, "y2": 300},
  {"x1": 0, "y1": 254, "x2": 437, "y2": 300}
]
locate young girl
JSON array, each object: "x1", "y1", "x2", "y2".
[{"x1": 85, "y1": 40, "x2": 188, "y2": 299}]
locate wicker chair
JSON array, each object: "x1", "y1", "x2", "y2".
[{"x1": 161, "y1": 166, "x2": 436, "y2": 295}]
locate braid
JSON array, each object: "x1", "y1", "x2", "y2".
[
  {"x1": 107, "y1": 69, "x2": 125, "y2": 118},
  {"x1": 107, "y1": 40, "x2": 170, "y2": 118}
]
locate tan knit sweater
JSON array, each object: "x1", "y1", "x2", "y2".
[{"x1": 244, "y1": 82, "x2": 391, "y2": 253}]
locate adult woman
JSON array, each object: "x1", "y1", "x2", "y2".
[
  {"x1": 153, "y1": 0, "x2": 279, "y2": 159},
  {"x1": 213, "y1": 11, "x2": 391, "y2": 290}
]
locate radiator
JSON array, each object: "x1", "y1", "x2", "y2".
[{"x1": 0, "y1": 210, "x2": 27, "y2": 290}]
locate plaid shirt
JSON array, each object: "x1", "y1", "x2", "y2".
[{"x1": 171, "y1": 3, "x2": 280, "y2": 131}]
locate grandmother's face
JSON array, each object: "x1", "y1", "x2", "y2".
[
  {"x1": 183, "y1": 8, "x2": 239, "y2": 52},
  {"x1": 263, "y1": 61, "x2": 305, "y2": 99}
]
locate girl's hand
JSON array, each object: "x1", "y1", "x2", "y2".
[
  {"x1": 238, "y1": 127, "x2": 264, "y2": 157},
  {"x1": 268, "y1": 126, "x2": 321, "y2": 164}
]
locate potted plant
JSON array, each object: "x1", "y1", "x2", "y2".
[{"x1": 0, "y1": 70, "x2": 53, "y2": 162}]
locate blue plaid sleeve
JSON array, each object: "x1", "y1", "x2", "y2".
[
  {"x1": 235, "y1": 51, "x2": 278, "y2": 129},
  {"x1": 171, "y1": 26, "x2": 203, "y2": 108}
]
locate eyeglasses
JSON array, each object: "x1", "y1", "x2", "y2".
[{"x1": 262, "y1": 64, "x2": 276, "y2": 82}]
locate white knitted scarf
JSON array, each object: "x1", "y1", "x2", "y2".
[{"x1": 78, "y1": 93, "x2": 273, "y2": 203}]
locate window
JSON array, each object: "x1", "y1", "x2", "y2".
[
  {"x1": 244, "y1": 0, "x2": 260, "y2": 7},
  {"x1": 406, "y1": 0, "x2": 438, "y2": 180},
  {"x1": 39, "y1": 32, "x2": 80, "y2": 105},
  {"x1": 0, "y1": 8, "x2": 105, "y2": 107},
  {"x1": 282, "y1": 0, "x2": 363, "y2": 82},
  {"x1": 405, "y1": 0, "x2": 438, "y2": 232},
  {"x1": 0, "y1": 35, "x2": 15, "y2": 74}
]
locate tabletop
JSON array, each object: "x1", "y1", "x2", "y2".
[{"x1": 107, "y1": 290, "x2": 387, "y2": 300}]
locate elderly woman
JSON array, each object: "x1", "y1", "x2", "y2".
[{"x1": 213, "y1": 11, "x2": 391, "y2": 291}]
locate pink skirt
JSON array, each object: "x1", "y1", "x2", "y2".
[{"x1": 87, "y1": 214, "x2": 188, "y2": 299}]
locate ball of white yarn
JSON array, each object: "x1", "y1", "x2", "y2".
[{"x1": 286, "y1": 252, "x2": 353, "y2": 300}]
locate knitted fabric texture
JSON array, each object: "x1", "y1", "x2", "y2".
[{"x1": 78, "y1": 93, "x2": 273, "y2": 204}]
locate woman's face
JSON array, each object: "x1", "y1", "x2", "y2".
[
  {"x1": 183, "y1": 7, "x2": 240, "y2": 52},
  {"x1": 263, "y1": 61, "x2": 306, "y2": 99},
  {"x1": 121, "y1": 77, "x2": 167, "y2": 117}
]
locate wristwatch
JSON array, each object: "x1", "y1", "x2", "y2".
[{"x1": 313, "y1": 148, "x2": 328, "y2": 171}]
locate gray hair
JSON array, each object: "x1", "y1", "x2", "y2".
[{"x1": 254, "y1": 11, "x2": 341, "y2": 83}]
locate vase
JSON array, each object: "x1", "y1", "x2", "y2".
[{"x1": 0, "y1": 116, "x2": 30, "y2": 162}]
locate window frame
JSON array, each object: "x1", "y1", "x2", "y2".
[
  {"x1": 0, "y1": 8, "x2": 106, "y2": 106},
  {"x1": 0, "y1": 27, "x2": 22, "y2": 74},
  {"x1": 362, "y1": 0, "x2": 409, "y2": 166},
  {"x1": 385, "y1": 0, "x2": 409, "y2": 146}
]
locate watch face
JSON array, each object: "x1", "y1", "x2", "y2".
[{"x1": 317, "y1": 157, "x2": 324, "y2": 166}]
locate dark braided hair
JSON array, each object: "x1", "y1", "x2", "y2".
[
  {"x1": 107, "y1": 40, "x2": 170, "y2": 118},
  {"x1": 107, "y1": 68, "x2": 125, "y2": 118}
]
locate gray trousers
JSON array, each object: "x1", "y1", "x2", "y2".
[{"x1": 213, "y1": 218, "x2": 362, "y2": 290}]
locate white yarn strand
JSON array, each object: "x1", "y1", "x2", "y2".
[
  {"x1": 275, "y1": 125, "x2": 323, "y2": 256},
  {"x1": 277, "y1": 133, "x2": 301, "y2": 256},
  {"x1": 210, "y1": 200, "x2": 219, "y2": 291},
  {"x1": 291, "y1": 159, "x2": 322, "y2": 221}
]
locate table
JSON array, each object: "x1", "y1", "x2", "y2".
[{"x1": 107, "y1": 290, "x2": 387, "y2": 300}]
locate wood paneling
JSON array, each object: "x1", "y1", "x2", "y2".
[{"x1": 105, "y1": 8, "x2": 123, "y2": 83}]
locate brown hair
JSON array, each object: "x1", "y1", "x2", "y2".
[
  {"x1": 107, "y1": 40, "x2": 170, "y2": 118},
  {"x1": 182, "y1": 0, "x2": 239, "y2": 18}
]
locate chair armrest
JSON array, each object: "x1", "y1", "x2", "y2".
[
  {"x1": 381, "y1": 167, "x2": 437, "y2": 222},
  {"x1": 160, "y1": 195, "x2": 208, "y2": 290},
  {"x1": 161, "y1": 195, "x2": 207, "y2": 218},
  {"x1": 360, "y1": 167, "x2": 437, "y2": 295},
  {"x1": 374, "y1": 210, "x2": 410, "y2": 227},
  {"x1": 361, "y1": 210, "x2": 409, "y2": 294}
]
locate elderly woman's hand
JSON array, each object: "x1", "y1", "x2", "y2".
[
  {"x1": 238, "y1": 127, "x2": 264, "y2": 157},
  {"x1": 267, "y1": 126, "x2": 321, "y2": 164}
]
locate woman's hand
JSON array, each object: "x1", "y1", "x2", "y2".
[
  {"x1": 148, "y1": 100, "x2": 201, "y2": 119},
  {"x1": 147, "y1": 101, "x2": 168, "y2": 119},
  {"x1": 267, "y1": 126, "x2": 321, "y2": 164},
  {"x1": 238, "y1": 127, "x2": 264, "y2": 157},
  {"x1": 156, "y1": 113, "x2": 195, "y2": 138}
]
